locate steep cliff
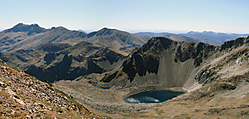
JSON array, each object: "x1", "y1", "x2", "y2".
[{"x1": 99, "y1": 36, "x2": 249, "y2": 92}]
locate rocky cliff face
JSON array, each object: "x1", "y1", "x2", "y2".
[
  {"x1": 0, "y1": 60, "x2": 103, "y2": 118},
  {"x1": 121, "y1": 37, "x2": 216, "y2": 81},
  {"x1": 99, "y1": 36, "x2": 249, "y2": 92}
]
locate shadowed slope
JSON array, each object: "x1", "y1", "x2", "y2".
[{"x1": 1, "y1": 41, "x2": 127, "y2": 82}]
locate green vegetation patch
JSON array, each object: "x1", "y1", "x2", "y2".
[
  {"x1": 0, "y1": 61, "x2": 21, "y2": 72},
  {"x1": 53, "y1": 88, "x2": 84, "y2": 109},
  {"x1": 8, "y1": 65, "x2": 21, "y2": 72}
]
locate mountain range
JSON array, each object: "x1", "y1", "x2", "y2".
[
  {"x1": 2, "y1": 23, "x2": 245, "y2": 54},
  {"x1": 135, "y1": 31, "x2": 249, "y2": 45},
  {"x1": 1, "y1": 41, "x2": 127, "y2": 82},
  {"x1": 0, "y1": 23, "x2": 230, "y2": 83},
  {"x1": 1, "y1": 23, "x2": 249, "y2": 118},
  {"x1": 0, "y1": 23, "x2": 149, "y2": 53}
]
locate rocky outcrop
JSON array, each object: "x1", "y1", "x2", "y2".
[
  {"x1": 39, "y1": 43, "x2": 71, "y2": 52},
  {"x1": 122, "y1": 37, "x2": 217, "y2": 80},
  {"x1": 220, "y1": 36, "x2": 249, "y2": 51}
]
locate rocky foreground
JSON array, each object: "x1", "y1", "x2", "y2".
[{"x1": 0, "y1": 60, "x2": 107, "y2": 119}]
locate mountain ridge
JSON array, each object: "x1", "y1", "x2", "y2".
[
  {"x1": 182, "y1": 31, "x2": 249, "y2": 45},
  {"x1": 1, "y1": 40, "x2": 128, "y2": 82},
  {"x1": 0, "y1": 23, "x2": 149, "y2": 53},
  {"x1": 4, "y1": 23, "x2": 46, "y2": 35},
  {"x1": 98, "y1": 36, "x2": 249, "y2": 89},
  {"x1": 135, "y1": 31, "x2": 249, "y2": 45}
]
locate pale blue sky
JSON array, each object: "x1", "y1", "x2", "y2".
[{"x1": 1, "y1": 0, "x2": 248, "y2": 33}]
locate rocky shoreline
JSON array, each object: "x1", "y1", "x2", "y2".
[
  {"x1": 53, "y1": 76, "x2": 249, "y2": 119},
  {"x1": 53, "y1": 79, "x2": 161, "y2": 115}
]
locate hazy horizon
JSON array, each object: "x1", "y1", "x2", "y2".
[
  {"x1": 2, "y1": 22, "x2": 248, "y2": 35},
  {"x1": 1, "y1": 0, "x2": 249, "y2": 34}
]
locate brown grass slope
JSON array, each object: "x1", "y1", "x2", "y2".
[{"x1": 0, "y1": 60, "x2": 108, "y2": 119}]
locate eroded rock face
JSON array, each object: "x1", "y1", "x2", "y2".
[
  {"x1": 39, "y1": 43, "x2": 71, "y2": 52},
  {"x1": 99, "y1": 36, "x2": 249, "y2": 91},
  {"x1": 122, "y1": 49, "x2": 160, "y2": 81},
  {"x1": 122, "y1": 37, "x2": 217, "y2": 81},
  {"x1": 104, "y1": 37, "x2": 214, "y2": 85}
]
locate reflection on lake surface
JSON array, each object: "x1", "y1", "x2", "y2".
[{"x1": 126, "y1": 90, "x2": 183, "y2": 103}]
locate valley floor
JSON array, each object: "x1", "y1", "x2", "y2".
[{"x1": 53, "y1": 78, "x2": 249, "y2": 119}]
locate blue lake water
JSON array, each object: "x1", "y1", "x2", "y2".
[
  {"x1": 93, "y1": 85, "x2": 110, "y2": 89},
  {"x1": 126, "y1": 90, "x2": 184, "y2": 103}
]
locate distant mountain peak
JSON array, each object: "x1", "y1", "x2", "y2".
[
  {"x1": 101, "y1": 27, "x2": 109, "y2": 30},
  {"x1": 77, "y1": 29, "x2": 86, "y2": 33},
  {"x1": 202, "y1": 31, "x2": 217, "y2": 34},
  {"x1": 87, "y1": 27, "x2": 121, "y2": 37},
  {"x1": 51, "y1": 26, "x2": 69, "y2": 31},
  {"x1": 5, "y1": 23, "x2": 46, "y2": 35},
  {"x1": 99, "y1": 27, "x2": 128, "y2": 33},
  {"x1": 187, "y1": 31, "x2": 216, "y2": 34},
  {"x1": 15, "y1": 23, "x2": 24, "y2": 26},
  {"x1": 99, "y1": 27, "x2": 112, "y2": 32},
  {"x1": 98, "y1": 27, "x2": 118, "y2": 33},
  {"x1": 13, "y1": 23, "x2": 41, "y2": 29},
  {"x1": 187, "y1": 31, "x2": 197, "y2": 34},
  {"x1": 134, "y1": 32, "x2": 171, "y2": 37}
]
